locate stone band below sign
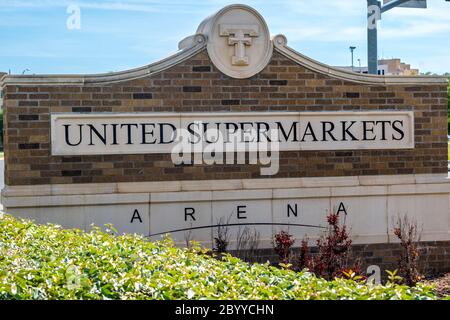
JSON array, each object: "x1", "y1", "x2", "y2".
[
  {"x1": 51, "y1": 111, "x2": 414, "y2": 156},
  {"x1": 2, "y1": 174, "x2": 449, "y2": 249}
]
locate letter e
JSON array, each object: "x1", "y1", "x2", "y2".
[{"x1": 237, "y1": 206, "x2": 247, "y2": 220}]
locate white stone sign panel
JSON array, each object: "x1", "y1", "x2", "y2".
[{"x1": 51, "y1": 111, "x2": 414, "y2": 156}]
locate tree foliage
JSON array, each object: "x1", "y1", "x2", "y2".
[{"x1": 447, "y1": 77, "x2": 450, "y2": 134}]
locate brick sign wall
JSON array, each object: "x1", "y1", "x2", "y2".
[{"x1": 2, "y1": 51, "x2": 448, "y2": 187}]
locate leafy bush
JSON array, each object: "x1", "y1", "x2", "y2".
[
  {"x1": 0, "y1": 213, "x2": 442, "y2": 300},
  {"x1": 273, "y1": 230, "x2": 295, "y2": 265},
  {"x1": 393, "y1": 215, "x2": 422, "y2": 286},
  {"x1": 296, "y1": 212, "x2": 364, "y2": 281}
]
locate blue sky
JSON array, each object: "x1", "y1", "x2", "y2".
[{"x1": 0, "y1": 0, "x2": 449, "y2": 75}]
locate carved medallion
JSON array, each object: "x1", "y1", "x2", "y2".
[{"x1": 196, "y1": 4, "x2": 273, "y2": 79}]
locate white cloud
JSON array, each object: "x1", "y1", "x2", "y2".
[
  {"x1": 284, "y1": 0, "x2": 364, "y2": 17},
  {"x1": 0, "y1": 0, "x2": 229, "y2": 13},
  {"x1": 277, "y1": 25, "x2": 365, "y2": 43},
  {"x1": 379, "y1": 21, "x2": 450, "y2": 39}
]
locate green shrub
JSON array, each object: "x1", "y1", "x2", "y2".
[{"x1": 0, "y1": 213, "x2": 441, "y2": 300}]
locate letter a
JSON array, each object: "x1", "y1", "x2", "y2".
[
  {"x1": 336, "y1": 202, "x2": 348, "y2": 216},
  {"x1": 130, "y1": 209, "x2": 143, "y2": 223}
]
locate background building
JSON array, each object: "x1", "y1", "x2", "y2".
[
  {"x1": 378, "y1": 59, "x2": 419, "y2": 76},
  {"x1": 338, "y1": 58, "x2": 420, "y2": 76}
]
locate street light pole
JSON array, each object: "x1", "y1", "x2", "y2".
[
  {"x1": 367, "y1": 0, "x2": 380, "y2": 75},
  {"x1": 350, "y1": 46, "x2": 356, "y2": 72},
  {"x1": 381, "y1": 0, "x2": 421, "y2": 13},
  {"x1": 366, "y1": 0, "x2": 436, "y2": 75}
]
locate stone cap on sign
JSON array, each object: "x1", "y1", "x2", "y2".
[
  {"x1": 1, "y1": 4, "x2": 448, "y2": 86},
  {"x1": 188, "y1": 4, "x2": 273, "y2": 79}
]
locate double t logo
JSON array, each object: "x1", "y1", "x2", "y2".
[{"x1": 219, "y1": 24, "x2": 259, "y2": 66}]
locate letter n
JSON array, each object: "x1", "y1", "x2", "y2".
[{"x1": 287, "y1": 203, "x2": 298, "y2": 218}]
